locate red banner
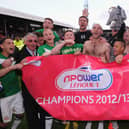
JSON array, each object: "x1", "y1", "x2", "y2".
[{"x1": 22, "y1": 54, "x2": 129, "y2": 121}]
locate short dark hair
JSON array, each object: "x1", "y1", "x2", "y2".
[
  {"x1": 64, "y1": 30, "x2": 74, "y2": 36},
  {"x1": 64, "y1": 30, "x2": 73, "y2": 34},
  {"x1": 114, "y1": 39, "x2": 126, "y2": 48},
  {"x1": 79, "y1": 16, "x2": 88, "y2": 23},
  {"x1": 33, "y1": 32, "x2": 43, "y2": 37},
  {"x1": 0, "y1": 38, "x2": 8, "y2": 52},
  {"x1": 0, "y1": 38, "x2": 7, "y2": 45},
  {"x1": 44, "y1": 18, "x2": 54, "y2": 24}
]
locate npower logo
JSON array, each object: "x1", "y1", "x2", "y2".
[{"x1": 56, "y1": 66, "x2": 113, "y2": 91}]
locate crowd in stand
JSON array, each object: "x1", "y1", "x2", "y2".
[{"x1": 0, "y1": 8, "x2": 129, "y2": 129}]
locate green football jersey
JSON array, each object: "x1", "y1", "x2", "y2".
[
  {"x1": 0, "y1": 53, "x2": 20, "y2": 98},
  {"x1": 37, "y1": 44, "x2": 55, "y2": 56},
  {"x1": 60, "y1": 43, "x2": 83, "y2": 55}
]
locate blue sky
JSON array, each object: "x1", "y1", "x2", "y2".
[{"x1": 0, "y1": 0, "x2": 129, "y2": 29}]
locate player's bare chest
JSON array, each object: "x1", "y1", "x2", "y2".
[{"x1": 87, "y1": 43, "x2": 105, "y2": 56}]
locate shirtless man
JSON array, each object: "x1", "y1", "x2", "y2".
[
  {"x1": 83, "y1": 24, "x2": 110, "y2": 63},
  {"x1": 83, "y1": 24, "x2": 111, "y2": 129}
]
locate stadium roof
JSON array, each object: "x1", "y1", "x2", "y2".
[{"x1": 0, "y1": 6, "x2": 74, "y2": 28}]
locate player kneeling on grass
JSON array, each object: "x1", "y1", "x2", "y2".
[{"x1": 0, "y1": 38, "x2": 24, "y2": 129}]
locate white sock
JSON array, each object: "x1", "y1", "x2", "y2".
[
  {"x1": 98, "y1": 121, "x2": 104, "y2": 129},
  {"x1": 45, "y1": 116, "x2": 53, "y2": 129},
  {"x1": 85, "y1": 121, "x2": 92, "y2": 129},
  {"x1": 11, "y1": 118, "x2": 21, "y2": 129},
  {"x1": 111, "y1": 121, "x2": 119, "y2": 129}
]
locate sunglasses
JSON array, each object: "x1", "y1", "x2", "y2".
[{"x1": 27, "y1": 40, "x2": 38, "y2": 43}]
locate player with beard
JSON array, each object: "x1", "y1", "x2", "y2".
[{"x1": 75, "y1": 16, "x2": 92, "y2": 44}]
